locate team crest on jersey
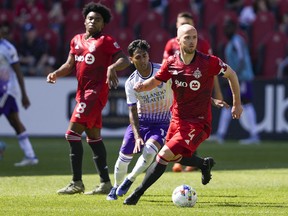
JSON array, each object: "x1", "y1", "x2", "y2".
[
  {"x1": 113, "y1": 42, "x2": 120, "y2": 49},
  {"x1": 88, "y1": 44, "x2": 96, "y2": 52},
  {"x1": 193, "y1": 68, "x2": 202, "y2": 79}
]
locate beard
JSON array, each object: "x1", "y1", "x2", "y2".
[{"x1": 183, "y1": 46, "x2": 195, "y2": 54}]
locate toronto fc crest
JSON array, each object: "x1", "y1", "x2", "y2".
[{"x1": 193, "y1": 68, "x2": 202, "y2": 79}]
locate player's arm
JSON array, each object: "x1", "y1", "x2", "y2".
[
  {"x1": 133, "y1": 77, "x2": 162, "y2": 92},
  {"x1": 222, "y1": 65, "x2": 243, "y2": 119},
  {"x1": 213, "y1": 76, "x2": 223, "y2": 100},
  {"x1": 107, "y1": 51, "x2": 130, "y2": 89},
  {"x1": 46, "y1": 53, "x2": 75, "y2": 84},
  {"x1": 211, "y1": 98, "x2": 229, "y2": 108},
  {"x1": 129, "y1": 105, "x2": 144, "y2": 153},
  {"x1": 11, "y1": 62, "x2": 30, "y2": 109}
]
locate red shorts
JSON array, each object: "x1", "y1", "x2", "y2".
[
  {"x1": 70, "y1": 93, "x2": 106, "y2": 129},
  {"x1": 165, "y1": 118, "x2": 211, "y2": 158}
]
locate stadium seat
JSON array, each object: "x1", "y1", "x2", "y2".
[
  {"x1": 28, "y1": 10, "x2": 49, "y2": 29},
  {"x1": 166, "y1": 0, "x2": 192, "y2": 27},
  {"x1": 256, "y1": 31, "x2": 288, "y2": 79},
  {"x1": 0, "y1": 9, "x2": 13, "y2": 24},
  {"x1": 202, "y1": 0, "x2": 226, "y2": 29},
  {"x1": 134, "y1": 10, "x2": 164, "y2": 38},
  {"x1": 112, "y1": 27, "x2": 134, "y2": 56},
  {"x1": 145, "y1": 28, "x2": 171, "y2": 63},
  {"x1": 250, "y1": 11, "x2": 276, "y2": 62},
  {"x1": 39, "y1": 28, "x2": 60, "y2": 57},
  {"x1": 64, "y1": 8, "x2": 84, "y2": 41},
  {"x1": 124, "y1": 0, "x2": 150, "y2": 27}
]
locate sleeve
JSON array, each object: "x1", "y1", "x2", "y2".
[
  {"x1": 163, "y1": 39, "x2": 174, "y2": 60},
  {"x1": 209, "y1": 55, "x2": 228, "y2": 76},
  {"x1": 104, "y1": 35, "x2": 122, "y2": 55},
  {"x1": 8, "y1": 44, "x2": 20, "y2": 64},
  {"x1": 69, "y1": 35, "x2": 76, "y2": 55},
  {"x1": 125, "y1": 78, "x2": 137, "y2": 106},
  {"x1": 155, "y1": 58, "x2": 172, "y2": 82}
]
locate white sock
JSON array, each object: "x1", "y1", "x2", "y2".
[
  {"x1": 18, "y1": 132, "x2": 36, "y2": 158},
  {"x1": 113, "y1": 152, "x2": 133, "y2": 187},
  {"x1": 127, "y1": 142, "x2": 158, "y2": 182},
  {"x1": 217, "y1": 108, "x2": 232, "y2": 137},
  {"x1": 240, "y1": 104, "x2": 259, "y2": 137}
]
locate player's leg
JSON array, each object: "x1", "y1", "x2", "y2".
[
  {"x1": 124, "y1": 145, "x2": 179, "y2": 205},
  {"x1": 57, "y1": 122, "x2": 85, "y2": 195},
  {"x1": 117, "y1": 140, "x2": 159, "y2": 196},
  {"x1": 5, "y1": 96, "x2": 38, "y2": 166},
  {"x1": 84, "y1": 127, "x2": 112, "y2": 195}
]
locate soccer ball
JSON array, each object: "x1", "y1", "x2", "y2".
[{"x1": 172, "y1": 184, "x2": 197, "y2": 207}]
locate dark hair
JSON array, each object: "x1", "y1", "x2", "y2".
[
  {"x1": 127, "y1": 39, "x2": 150, "y2": 57},
  {"x1": 82, "y1": 2, "x2": 112, "y2": 24},
  {"x1": 177, "y1": 12, "x2": 194, "y2": 20}
]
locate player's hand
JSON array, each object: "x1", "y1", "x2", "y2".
[
  {"x1": 133, "y1": 137, "x2": 144, "y2": 153},
  {"x1": 231, "y1": 104, "x2": 243, "y2": 119},
  {"x1": 46, "y1": 72, "x2": 57, "y2": 84},
  {"x1": 106, "y1": 66, "x2": 118, "y2": 89},
  {"x1": 22, "y1": 94, "x2": 31, "y2": 109},
  {"x1": 211, "y1": 98, "x2": 230, "y2": 109},
  {"x1": 133, "y1": 82, "x2": 144, "y2": 92}
]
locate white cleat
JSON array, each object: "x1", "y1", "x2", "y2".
[{"x1": 14, "y1": 157, "x2": 39, "y2": 167}]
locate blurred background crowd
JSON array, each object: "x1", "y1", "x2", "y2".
[{"x1": 0, "y1": 0, "x2": 287, "y2": 78}]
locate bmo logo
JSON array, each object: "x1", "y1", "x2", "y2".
[
  {"x1": 175, "y1": 79, "x2": 200, "y2": 91},
  {"x1": 75, "y1": 54, "x2": 95, "y2": 64}
]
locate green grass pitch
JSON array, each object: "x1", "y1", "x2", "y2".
[{"x1": 0, "y1": 137, "x2": 287, "y2": 216}]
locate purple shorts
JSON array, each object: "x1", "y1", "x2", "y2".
[
  {"x1": 0, "y1": 93, "x2": 18, "y2": 117},
  {"x1": 120, "y1": 122, "x2": 169, "y2": 155}
]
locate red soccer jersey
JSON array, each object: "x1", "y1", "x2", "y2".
[
  {"x1": 163, "y1": 35, "x2": 211, "y2": 60},
  {"x1": 155, "y1": 51, "x2": 227, "y2": 125},
  {"x1": 70, "y1": 33, "x2": 122, "y2": 105}
]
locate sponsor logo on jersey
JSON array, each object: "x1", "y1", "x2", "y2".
[
  {"x1": 175, "y1": 79, "x2": 201, "y2": 91},
  {"x1": 75, "y1": 44, "x2": 79, "y2": 49},
  {"x1": 75, "y1": 54, "x2": 95, "y2": 64}
]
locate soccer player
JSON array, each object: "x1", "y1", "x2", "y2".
[
  {"x1": 0, "y1": 22, "x2": 38, "y2": 167},
  {"x1": 163, "y1": 11, "x2": 223, "y2": 172},
  {"x1": 124, "y1": 24, "x2": 243, "y2": 205},
  {"x1": 46, "y1": 2, "x2": 130, "y2": 195},
  {"x1": 107, "y1": 39, "x2": 228, "y2": 201}
]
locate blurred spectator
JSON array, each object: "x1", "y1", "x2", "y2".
[
  {"x1": 277, "y1": 56, "x2": 288, "y2": 79},
  {"x1": 238, "y1": 0, "x2": 271, "y2": 30},
  {"x1": 14, "y1": 0, "x2": 45, "y2": 28},
  {"x1": 279, "y1": 12, "x2": 288, "y2": 36},
  {"x1": 209, "y1": 19, "x2": 260, "y2": 145},
  {"x1": 18, "y1": 23, "x2": 55, "y2": 76},
  {"x1": 48, "y1": 0, "x2": 65, "y2": 34}
]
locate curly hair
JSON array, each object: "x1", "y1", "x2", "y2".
[
  {"x1": 82, "y1": 2, "x2": 112, "y2": 24},
  {"x1": 127, "y1": 39, "x2": 151, "y2": 57}
]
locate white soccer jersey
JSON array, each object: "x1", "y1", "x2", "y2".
[
  {"x1": 0, "y1": 39, "x2": 20, "y2": 98},
  {"x1": 125, "y1": 62, "x2": 173, "y2": 124}
]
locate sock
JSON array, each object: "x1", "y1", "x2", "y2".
[
  {"x1": 88, "y1": 138, "x2": 110, "y2": 183},
  {"x1": 240, "y1": 104, "x2": 259, "y2": 138},
  {"x1": 114, "y1": 152, "x2": 133, "y2": 187},
  {"x1": 217, "y1": 108, "x2": 231, "y2": 138},
  {"x1": 179, "y1": 154, "x2": 204, "y2": 169},
  {"x1": 127, "y1": 142, "x2": 158, "y2": 182},
  {"x1": 65, "y1": 130, "x2": 83, "y2": 182},
  {"x1": 18, "y1": 132, "x2": 36, "y2": 158},
  {"x1": 136, "y1": 155, "x2": 167, "y2": 194}
]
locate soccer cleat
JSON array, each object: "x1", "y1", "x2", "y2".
[
  {"x1": 201, "y1": 157, "x2": 215, "y2": 185},
  {"x1": 207, "y1": 134, "x2": 224, "y2": 144},
  {"x1": 106, "y1": 187, "x2": 118, "y2": 201},
  {"x1": 123, "y1": 190, "x2": 143, "y2": 205},
  {"x1": 84, "y1": 181, "x2": 112, "y2": 195},
  {"x1": 239, "y1": 137, "x2": 260, "y2": 145},
  {"x1": 14, "y1": 157, "x2": 39, "y2": 167},
  {"x1": 172, "y1": 163, "x2": 182, "y2": 172},
  {"x1": 116, "y1": 178, "x2": 133, "y2": 196},
  {"x1": 57, "y1": 180, "x2": 85, "y2": 195}
]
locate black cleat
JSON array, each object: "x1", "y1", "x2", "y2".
[
  {"x1": 201, "y1": 157, "x2": 215, "y2": 185},
  {"x1": 123, "y1": 191, "x2": 143, "y2": 205}
]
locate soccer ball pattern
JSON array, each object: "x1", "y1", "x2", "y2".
[{"x1": 172, "y1": 184, "x2": 197, "y2": 207}]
